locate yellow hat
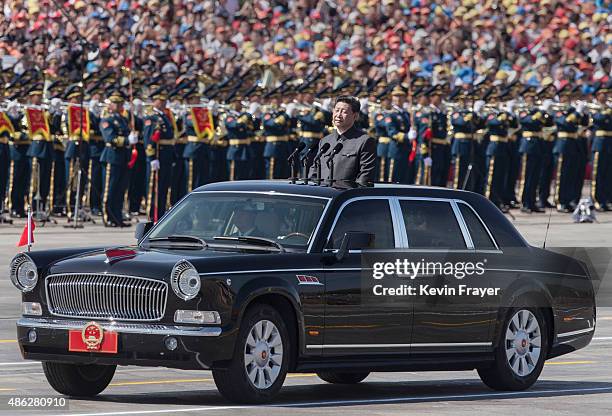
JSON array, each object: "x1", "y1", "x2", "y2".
[
  {"x1": 578, "y1": 22, "x2": 590, "y2": 31},
  {"x1": 541, "y1": 76, "x2": 554, "y2": 87},
  {"x1": 372, "y1": 36, "x2": 383, "y2": 46},
  {"x1": 495, "y1": 70, "x2": 508, "y2": 80},
  {"x1": 559, "y1": 29, "x2": 569, "y2": 39},
  {"x1": 294, "y1": 62, "x2": 307, "y2": 72},
  {"x1": 507, "y1": 5, "x2": 518, "y2": 15}
]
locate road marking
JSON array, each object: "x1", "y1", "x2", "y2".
[
  {"x1": 0, "y1": 340, "x2": 16, "y2": 343},
  {"x1": 593, "y1": 336, "x2": 612, "y2": 341},
  {"x1": 0, "y1": 362, "x2": 40, "y2": 366},
  {"x1": 51, "y1": 386, "x2": 612, "y2": 416},
  {"x1": 0, "y1": 388, "x2": 16, "y2": 392},
  {"x1": 545, "y1": 360, "x2": 595, "y2": 365}
]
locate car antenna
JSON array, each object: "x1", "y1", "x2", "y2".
[{"x1": 542, "y1": 205, "x2": 554, "y2": 249}]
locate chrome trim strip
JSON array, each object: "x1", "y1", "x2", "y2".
[
  {"x1": 557, "y1": 327, "x2": 595, "y2": 338},
  {"x1": 390, "y1": 198, "x2": 408, "y2": 248},
  {"x1": 451, "y1": 200, "x2": 474, "y2": 249},
  {"x1": 17, "y1": 317, "x2": 222, "y2": 337},
  {"x1": 199, "y1": 267, "x2": 364, "y2": 276},
  {"x1": 486, "y1": 268, "x2": 588, "y2": 278},
  {"x1": 306, "y1": 342, "x2": 492, "y2": 349}
]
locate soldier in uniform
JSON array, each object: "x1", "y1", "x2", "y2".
[
  {"x1": 414, "y1": 83, "x2": 431, "y2": 185},
  {"x1": 536, "y1": 83, "x2": 557, "y2": 209},
  {"x1": 25, "y1": 84, "x2": 53, "y2": 215},
  {"x1": 168, "y1": 91, "x2": 187, "y2": 205},
  {"x1": 295, "y1": 85, "x2": 329, "y2": 177},
  {"x1": 88, "y1": 89, "x2": 106, "y2": 216},
  {"x1": 372, "y1": 88, "x2": 391, "y2": 182},
  {"x1": 553, "y1": 85, "x2": 589, "y2": 212},
  {"x1": 63, "y1": 86, "x2": 90, "y2": 220},
  {"x1": 0, "y1": 101, "x2": 13, "y2": 219},
  {"x1": 517, "y1": 85, "x2": 551, "y2": 213},
  {"x1": 503, "y1": 83, "x2": 522, "y2": 209},
  {"x1": 262, "y1": 90, "x2": 291, "y2": 179},
  {"x1": 48, "y1": 95, "x2": 66, "y2": 217},
  {"x1": 100, "y1": 90, "x2": 135, "y2": 227},
  {"x1": 182, "y1": 88, "x2": 210, "y2": 191},
  {"x1": 126, "y1": 98, "x2": 146, "y2": 216},
  {"x1": 451, "y1": 89, "x2": 482, "y2": 191},
  {"x1": 6, "y1": 98, "x2": 30, "y2": 218},
  {"x1": 427, "y1": 84, "x2": 451, "y2": 187},
  {"x1": 144, "y1": 88, "x2": 176, "y2": 221},
  {"x1": 483, "y1": 86, "x2": 517, "y2": 211},
  {"x1": 225, "y1": 97, "x2": 254, "y2": 180},
  {"x1": 386, "y1": 85, "x2": 412, "y2": 183},
  {"x1": 590, "y1": 81, "x2": 612, "y2": 211}
]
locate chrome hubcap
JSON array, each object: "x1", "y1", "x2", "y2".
[
  {"x1": 505, "y1": 309, "x2": 542, "y2": 377},
  {"x1": 244, "y1": 319, "x2": 283, "y2": 389}
]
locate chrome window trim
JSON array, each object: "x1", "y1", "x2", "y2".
[
  {"x1": 451, "y1": 200, "x2": 474, "y2": 248},
  {"x1": 390, "y1": 198, "x2": 409, "y2": 248},
  {"x1": 325, "y1": 196, "x2": 398, "y2": 250},
  {"x1": 145, "y1": 190, "x2": 332, "y2": 254},
  {"x1": 455, "y1": 200, "x2": 500, "y2": 251}
]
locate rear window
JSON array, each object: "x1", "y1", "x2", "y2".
[
  {"x1": 458, "y1": 203, "x2": 497, "y2": 249},
  {"x1": 400, "y1": 200, "x2": 466, "y2": 249}
]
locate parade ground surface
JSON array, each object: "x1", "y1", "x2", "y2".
[{"x1": 1, "y1": 210, "x2": 612, "y2": 415}]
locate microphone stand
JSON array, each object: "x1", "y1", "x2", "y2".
[{"x1": 326, "y1": 153, "x2": 335, "y2": 186}]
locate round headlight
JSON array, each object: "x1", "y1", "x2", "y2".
[
  {"x1": 171, "y1": 260, "x2": 201, "y2": 300},
  {"x1": 10, "y1": 254, "x2": 38, "y2": 292}
]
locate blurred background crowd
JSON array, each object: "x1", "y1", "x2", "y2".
[{"x1": 0, "y1": 0, "x2": 610, "y2": 92}]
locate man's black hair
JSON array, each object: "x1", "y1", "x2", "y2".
[{"x1": 334, "y1": 95, "x2": 360, "y2": 113}]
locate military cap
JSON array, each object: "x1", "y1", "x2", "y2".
[
  {"x1": 521, "y1": 85, "x2": 538, "y2": 97},
  {"x1": 150, "y1": 86, "x2": 168, "y2": 101},
  {"x1": 27, "y1": 83, "x2": 44, "y2": 96},
  {"x1": 64, "y1": 84, "x2": 83, "y2": 100},
  {"x1": 108, "y1": 89, "x2": 127, "y2": 103},
  {"x1": 391, "y1": 84, "x2": 406, "y2": 96},
  {"x1": 597, "y1": 79, "x2": 612, "y2": 94}
]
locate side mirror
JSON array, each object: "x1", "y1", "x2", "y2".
[
  {"x1": 336, "y1": 231, "x2": 375, "y2": 261},
  {"x1": 135, "y1": 221, "x2": 153, "y2": 241}
]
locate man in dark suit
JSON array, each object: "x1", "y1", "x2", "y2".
[{"x1": 313, "y1": 96, "x2": 376, "y2": 184}]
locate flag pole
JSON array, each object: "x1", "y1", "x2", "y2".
[{"x1": 27, "y1": 205, "x2": 32, "y2": 252}]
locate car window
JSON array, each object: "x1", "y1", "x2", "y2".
[
  {"x1": 329, "y1": 199, "x2": 395, "y2": 249},
  {"x1": 400, "y1": 200, "x2": 466, "y2": 249},
  {"x1": 458, "y1": 203, "x2": 497, "y2": 249}
]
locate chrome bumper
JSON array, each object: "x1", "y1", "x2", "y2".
[{"x1": 17, "y1": 317, "x2": 222, "y2": 337}]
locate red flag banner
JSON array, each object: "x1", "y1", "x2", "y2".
[
  {"x1": 67, "y1": 105, "x2": 90, "y2": 140},
  {"x1": 0, "y1": 112, "x2": 15, "y2": 136},
  {"x1": 191, "y1": 107, "x2": 214, "y2": 140},
  {"x1": 17, "y1": 214, "x2": 35, "y2": 247},
  {"x1": 25, "y1": 107, "x2": 50, "y2": 140}
]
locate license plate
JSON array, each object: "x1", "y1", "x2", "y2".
[{"x1": 68, "y1": 322, "x2": 118, "y2": 354}]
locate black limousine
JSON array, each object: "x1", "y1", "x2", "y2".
[{"x1": 12, "y1": 181, "x2": 595, "y2": 403}]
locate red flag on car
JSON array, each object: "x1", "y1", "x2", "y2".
[{"x1": 17, "y1": 209, "x2": 35, "y2": 249}]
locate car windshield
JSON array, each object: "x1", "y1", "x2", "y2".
[{"x1": 145, "y1": 192, "x2": 329, "y2": 250}]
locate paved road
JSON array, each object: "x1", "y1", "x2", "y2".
[{"x1": 0, "y1": 210, "x2": 611, "y2": 415}]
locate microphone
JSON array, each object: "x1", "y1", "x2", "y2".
[
  {"x1": 312, "y1": 142, "x2": 331, "y2": 164},
  {"x1": 301, "y1": 141, "x2": 318, "y2": 165},
  {"x1": 326, "y1": 142, "x2": 343, "y2": 167},
  {"x1": 287, "y1": 141, "x2": 306, "y2": 162}
]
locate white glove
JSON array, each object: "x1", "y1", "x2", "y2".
[
  {"x1": 575, "y1": 102, "x2": 585, "y2": 114},
  {"x1": 505, "y1": 99, "x2": 515, "y2": 113},
  {"x1": 474, "y1": 100, "x2": 485, "y2": 113},
  {"x1": 542, "y1": 99, "x2": 553, "y2": 112},
  {"x1": 150, "y1": 159, "x2": 160, "y2": 171},
  {"x1": 408, "y1": 129, "x2": 417, "y2": 140},
  {"x1": 424, "y1": 157, "x2": 433, "y2": 167},
  {"x1": 128, "y1": 131, "x2": 138, "y2": 145},
  {"x1": 50, "y1": 97, "x2": 62, "y2": 114}
]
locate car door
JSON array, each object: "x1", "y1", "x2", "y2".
[
  {"x1": 320, "y1": 198, "x2": 413, "y2": 356},
  {"x1": 398, "y1": 198, "x2": 501, "y2": 354}
]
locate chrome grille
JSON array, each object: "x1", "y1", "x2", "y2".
[{"x1": 46, "y1": 274, "x2": 168, "y2": 321}]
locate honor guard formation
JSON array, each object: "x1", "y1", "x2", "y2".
[{"x1": 0, "y1": 0, "x2": 611, "y2": 226}]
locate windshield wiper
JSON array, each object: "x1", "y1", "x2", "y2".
[
  {"x1": 145, "y1": 235, "x2": 207, "y2": 249},
  {"x1": 213, "y1": 236, "x2": 286, "y2": 252}
]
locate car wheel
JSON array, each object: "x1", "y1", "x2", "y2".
[
  {"x1": 42, "y1": 362, "x2": 116, "y2": 396},
  {"x1": 317, "y1": 371, "x2": 369, "y2": 384},
  {"x1": 213, "y1": 304, "x2": 290, "y2": 403},
  {"x1": 478, "y1": 307, "x2": 548, "y2": 391}
]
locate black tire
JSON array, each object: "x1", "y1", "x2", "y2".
[
  {"x1": 42, "y1": 362, "x2": 116, "y2": 397},
  {"x1": 213, "y1": 304, "x2": 290, "y2": 403},
  {"x1": 478, "y1": 307, "x2": 549, "y2": 391},
  {"x1": 317, "y1": 371, "x2": 369, "y2": 384}
]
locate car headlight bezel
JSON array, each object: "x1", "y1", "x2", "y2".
[
  {"x1": 171, "y1": 260, "x2": 201, "y2": 301},
  {"x1": 10, "y1": 254, "x2": 39, "y2": 292}
]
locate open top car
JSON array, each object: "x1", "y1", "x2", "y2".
[{"x1": 12, "y1": 180, "x2": 596, "y2": 403}]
